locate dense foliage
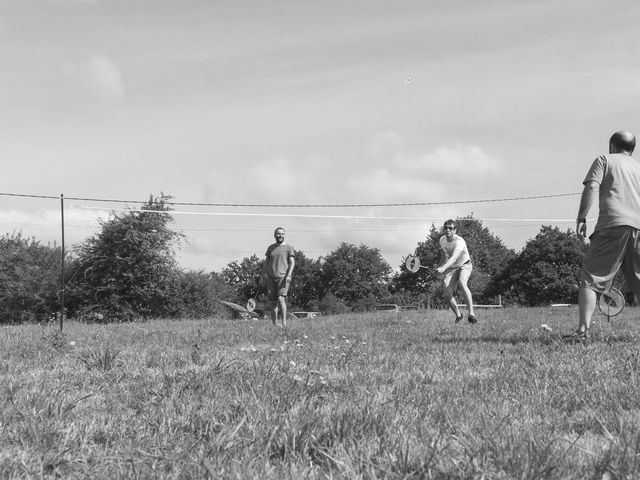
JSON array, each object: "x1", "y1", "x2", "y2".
[
  {"x1": 219, "y1": 254, "x2": 264, "y2": 304},
  {"x1": 67, "y1": 194, "x2": 184, "y2": 321},
  {"x1": 170, "y1": 270, "x2": 236, "y2": 319},
  {"x1": 318, "y1": 243, "x2": 392, "y2": 311},
  {"x1": 486, "y1": 226, "x2": 586, "y2": 306},
  {"x1": 0, "y1": 232, "x2": 61, "y2": 323},
  {"x1": 288, "y1": 251, "x2": 323, "y2": 310}
]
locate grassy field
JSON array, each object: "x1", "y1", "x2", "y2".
[{"x1": 1, "y1": 307, "x2": 640, "y2": 479}]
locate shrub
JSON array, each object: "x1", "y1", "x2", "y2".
[{"x1": 0, "y1": 232, "x2": 61, "y2": 323}]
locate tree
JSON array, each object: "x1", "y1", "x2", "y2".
[
  {"x1": 68, "y1": 194, "x2": 183, "y2": 321},
  {"x1": 287, "y1": 250, "x2": 322, "y2": 310},
  {"x1": 392, "y1": 216, "x2": 515, "y2": 306},
  {"x1": 319, "y1": 243, "x2": 392, "y2": 310},
  {"x1": 486, "y1": 225, "x2": 586, "y2": 306},
  {"x1": 219, "y1": 254, "x2": 264, "y2": 303},
  {"x1": 171, "y1": 270, "x2": 236, "y2": 319},
  {"x1": 0, "y1": 232, "x2": 61, "y2": 323}
]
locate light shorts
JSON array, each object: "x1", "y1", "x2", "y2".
[
  {"x1": 266, "y1": 276, "x2": 291, "y2": 300},
  {"x1": 442, "y1": 261, "x2": 472, "y2": 290},
  {"x1": 582, "y1": 225, "x2": 640, "y2": 293}
]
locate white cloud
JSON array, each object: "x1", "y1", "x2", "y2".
[
  {"x1": 0, "y1": 206, "x2": 105, "y2": 248},
  {"x1": 201, "y1": 140, "x2": 501, "y2": 210},
  {"x1": 346, "y1": 168, "x2": 445, "y2": 203},
  {"x1": 360, "y1": 134, "x2": 503, "y2": 201},
  {"x1": 206, "y1": 155, "x2": 327, "y2": 204},
  {"x1": 369, "y1": 131, "x2": 501, "y2": 180},
  {"x1": 64, "y1": 55, "x2": 125, "y2": 99},
  {"x1": 247, "y1": 157, "x2": 297, "y2": 196},
  {"x1": 412, "y1": 144, "x2": 502, "y2": 179}
]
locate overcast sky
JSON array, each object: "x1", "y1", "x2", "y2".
[{"x1": 2, "y1": 0, "x2": 640, "y2": 270}]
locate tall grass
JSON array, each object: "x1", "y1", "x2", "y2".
[{"x1": 1, "y1": 307, "x2": 640, "y2": 478}]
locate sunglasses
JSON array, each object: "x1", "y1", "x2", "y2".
[{"x1": 444, "y1": 226, "x2": 455, "y2": 230}]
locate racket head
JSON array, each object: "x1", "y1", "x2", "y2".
[
  {"x1": 246, "y1": 298, "x2": 256, "y2": 312},
  {"x1": 405, "y1": 255, "x2": 421, "y2": 273},
  {"x1": 598, "y1": 287, "x2": 625, "y2": 317}
]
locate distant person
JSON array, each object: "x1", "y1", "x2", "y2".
[
  {"x1": 437, "y1": 219, "x2": 477, "y2": 324},
  {"x1": 262, "y1": 227, "x2": 295, "y2": 326},
  {"x1": 565, "y1": 130, "x2": 640, "y2": 342}
]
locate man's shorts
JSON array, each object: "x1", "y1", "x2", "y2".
[
  {"x1": 582, "y1": 225, "x2": 640, "y2": 293},
  {"x1": 442, "y1": 261, "x2": 472, "y2": 290},
  {"x1": 266, "y1": 276, "x2": 291, "y2": 300}
]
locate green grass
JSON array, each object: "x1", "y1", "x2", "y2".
[{"x1": 1, "y1": 307, "x2": 640, "y2": 479}]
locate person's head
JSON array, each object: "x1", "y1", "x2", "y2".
[
  {"x1": 273, "y1": 227, "x2": 286, "y2": 244},
  {"x1": 609, "y1": 130, "x2": 636, "y2": 155},
  {"x1": 442, "y1": 220, "x2": 456, "y2": 238}
]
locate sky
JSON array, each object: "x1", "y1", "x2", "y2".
[{"x1": 2, "y1": 0, "x2": 640, "y2": 271}]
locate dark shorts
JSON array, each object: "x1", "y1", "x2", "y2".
[
  {"x1": 582, "y1": 226, "x2": 640, "y2": 293},
  {"x1": 266, "y1": 276, "x2": 290, "y2": 300}
]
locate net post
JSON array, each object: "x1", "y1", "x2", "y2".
[{"x1": 60, "y1": 194, "x2": 65, "y2": 332}]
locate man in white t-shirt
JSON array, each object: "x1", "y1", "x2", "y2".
[
  {"x1": 564, "y1": 130, "x2": 640, "y2": 342},
  {"x1": 437, "y1": 219, "x2": 477, "y2": 323}
]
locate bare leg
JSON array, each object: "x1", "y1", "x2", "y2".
[
  {"x1": 443, "y1": 286, "x2": 462, "y2": 318},
  {"x1": 278, "y1": 296, "x2": 288, "y2": 326},
  {"x1": 270, "y1": 300, "x2": 278, "y2": 326},
  {"x1": 458, "y1": 281, "x2": 475, "y2": 317},
  {"x1": 578, "y1": 287, "x2": 597, "y2": 332}
]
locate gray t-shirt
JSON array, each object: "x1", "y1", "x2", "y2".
[
  {"x1": 265, "y1": 243, "x2": 295, "y2": 278},
  {"x1": 583, "y1": 153, "x2": 640, "y2": 232}
]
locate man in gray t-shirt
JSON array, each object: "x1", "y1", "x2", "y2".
[
  {"x1": 262, "y1": 227, "x2": 295, "y2": 326},
  {"x1": 565, "y1": 130, "x2": 640, "y2": 342}
]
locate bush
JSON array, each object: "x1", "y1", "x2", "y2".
[
  {"x1": 67, "y1": 194, "x2": 183, "y2": 321},
  {"x1": 171, "y1": 270, "x2": 236, "y2": 319},
  {"x1": 0, "y1": 232, "x2": 61, "y2": 323}
]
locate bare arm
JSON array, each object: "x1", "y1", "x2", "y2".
[
  {"x1": 577, "y1": 180, "x2": 598, "y2": 239},
  {"x1": 437, "y1": 242, "x2": 464, "y2": 273},
  {"x1": 261, "y1": 250, "x2": 271, "y2": 284},
  {"x1": 285, "y1": 256, "x2": 295, "y2": 280}
]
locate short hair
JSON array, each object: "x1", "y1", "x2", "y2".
[
  {"x1": 443, "y1": 219, "x2": 455, "y2": 228},
  {"x1": 610, "y1": 130, "x2": 636, "y2": 153},
  {"x1": 274, "y1": 227, "x2": 285, "y2": 235}
]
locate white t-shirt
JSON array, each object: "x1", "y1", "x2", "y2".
[{"x1": 439, "y1": 234, "x2": 471, "y2": 270}]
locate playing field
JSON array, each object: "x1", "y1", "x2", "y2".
[{"x1": 1, "y1": 307, "x2": 639, "y2": 479}]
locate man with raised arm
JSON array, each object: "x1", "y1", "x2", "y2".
[
  {"x1": 262, "y1": 227, "x2": 295, "y2": 327},
  {"x1": 437, "y1": 219, "x2": 477, "y2": 324},
  {"x1": 565, "y1": 130, "x2": 640, "y2": 342}
]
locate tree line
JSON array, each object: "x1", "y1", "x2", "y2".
[{"x1": 0, "y1": 194, "x2": 606, "y2": 324}]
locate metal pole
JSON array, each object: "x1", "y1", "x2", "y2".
[{"x1": 60, "y1": 194, "x2": 65, "y2": 331}]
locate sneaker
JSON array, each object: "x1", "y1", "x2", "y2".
[
  {"x1": 455, "y1": 314, "x2": 463, "y2": 323},
  {"x1": 467, "y1": 314, "x2": 477, "y2": 324},
  {"x1": 562, "y1": 330, "x2": 590, "y2": 343}
]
